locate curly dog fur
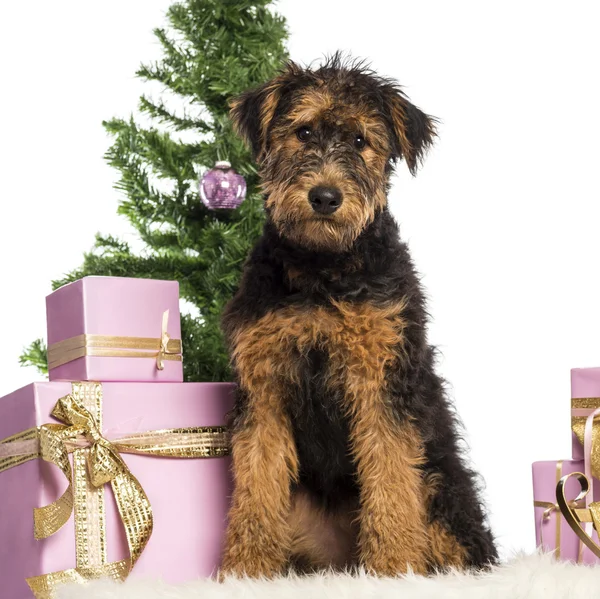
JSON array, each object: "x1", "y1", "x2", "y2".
[{"x1": 220, "y1": 54, "x2": 497, "y2": 578}]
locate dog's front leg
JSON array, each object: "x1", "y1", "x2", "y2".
[
  {"x1": 349, "y1": 398, "x2": 430, "y2": 575},
  {"x1": 322, "y1": 301, "x2": 431, "y2": 576},
  {"x1": 220, "y1": 405, "x2": 297, "y2": 578},
  {"x1": 336, "y1": 310, "x2": 430, "y2": 576},
  {"x1": 220, "y1": 322, "x2": 299, "y2": 579}
]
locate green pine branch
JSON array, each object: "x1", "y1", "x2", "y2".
[
  {"x1": 19, "y1": 339, "x2": 49, "y2": 375},
  {"x1": 138, "y1": 95, "x2": 211, "y2": 132}
]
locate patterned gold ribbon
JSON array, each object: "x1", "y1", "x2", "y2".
[
  {"x1": 47, "y1": 310, "x2": 182, "y2": 371},
  {"x1": 571, "y1": 397, "x2": 600, "y2": 479},
  {"x1": 0, "y1": 382, "x2": 230, "y2": 598},
  {"x1": 534, "y1": 460, "x2": 567, "y2": 559}
]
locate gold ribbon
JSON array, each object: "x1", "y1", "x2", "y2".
[
  {"x1": 571, "y1": 398, "x2": 600, "y2": 479},
  {"x1": 533, "y1": 460, "x2": 587, "y2": 562},
  {"x1": 534, "y1": 460, "x2": 566, "y2": 559},
  {"x1": 534, "y1": 500, "x2": 585, "y2": 561},
  {"x1": 0, "y1": 382, "x2": 230, "y2": 598},
  {"x1": 556, "y1": 472, "x2": 600, "y2": 560},
  {"x1": 47, "y1": 309, "x2": 182, "y2": 371}
]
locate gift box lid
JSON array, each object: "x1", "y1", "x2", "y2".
[
  {"x1": 571, "y1": 368, "x2": 600, "y2": 398},
  {"x1": 46, "y1": 276, "x2": 182, "y2": 345}
]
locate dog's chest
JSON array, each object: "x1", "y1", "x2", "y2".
[
  {"x1": 236, "y1": 299, "x2": 407, "y2": 394},
  {"x1": 278, "y1": 298, "x2": 405, "y2": 356},
  {"x1": 267, "y1": 300, "x2": 406, "y2": 505}
]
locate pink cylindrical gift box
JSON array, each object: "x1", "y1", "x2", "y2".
[
  {"x1": 0, "y1": 381, "x2": 234, "y2": 599},
  {"x1": 532, "y1": 459, "x2": 600, "y2": 564},
  {"x1": 571, "y1": 368, "x2": 600, "y2": 460},
  {"x1": 46, "y1": 276, "x2": 184, "y2": 382}
]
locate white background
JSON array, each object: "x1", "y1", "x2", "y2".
[{"x1": 1, "y1": 0, "x2": 600, "y2": 560}]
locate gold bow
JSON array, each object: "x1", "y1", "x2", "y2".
[
  {"x1": 36, "y1": 391, "x2": 153, "y2": 571},
  {"x1": 156, "y1": 309, "x2": 176, "y2": 370},
  {"x1": 0, "y1": 382, "x2": 230, "y2": 598},
  {"x1": 571, "y1": 398, "x2": 600, "y2": 479}
]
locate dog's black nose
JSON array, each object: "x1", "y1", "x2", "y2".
[{"x1": 308, "y1": 186, "x2": 343, "y2": 215}]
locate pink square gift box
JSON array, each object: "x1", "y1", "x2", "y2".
[
  {"x1": 571, "y1": 368, "x2": 600, "y2": 460},
  {"x1": 46, "y1": 276, "x2": 183, "y2": 382},
  {"x1": 0, "y1": 381, "x2": 234, "y2": 599},
  {"x1": 532, "y1": 459, "x2": 600, "y2": 564}
]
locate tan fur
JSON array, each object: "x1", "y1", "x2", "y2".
[
  {"x1": 423, "y1": 473, "x2": 468, "y2": 569},
  {"x1": 229, "y1": 75, "x2": 287, "y2": 162},
  {"x1": 222, "y1": 300, "x2": 434, "y2": 577},
  {"x1": 284, "y1": 265, "x2": 304, "y2": 286},
  {"x1": 286, "y1": 89, "x2": 334, "y2": 128},
  {"x1": 428, "y1": 521, "x2": 468, "y2": 569},
  {"x1": 423, "y1": 471, "x2": 443, "y2": 506},
  {"x1": 387, "y1": 96, "x2": 414, "y2": 164},
  {"x1": 289, "y1": 487, "x2": 359, "y2": 571},
  {"x1": 256, "y1": 80, "x2": 284, "y2": 160}
]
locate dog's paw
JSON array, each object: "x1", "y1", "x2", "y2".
[
  {"x1": 218, "y1": 558, "x2": 284, "y2": 581},
  {"x1": 219, "y1": 544, "x2": 287, "y2": 580},
  {"x1": 361, "y1": 551, "x2": 429, "y2": 577},
  {"x1": 359, "y1": 524, "x2": 430, "y2": 576}
]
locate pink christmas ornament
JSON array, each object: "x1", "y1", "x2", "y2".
[{"x1": 199, "y1": 160, "x2": 246, "y2": 209}]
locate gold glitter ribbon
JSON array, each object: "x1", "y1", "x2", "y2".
[
  {"x1": 47, "y1": 309, "x2": 182, "y2": 371},
  {"x1": 0, "y1": 382, "x2": 230, "y2": 598},
  {"x1": 572, "y1": 398, "x2": 600, "y2": 479}
]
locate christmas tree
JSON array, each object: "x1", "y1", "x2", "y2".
[{"x1": 20, "y1": 0, "x2": 289, "y2": 382}]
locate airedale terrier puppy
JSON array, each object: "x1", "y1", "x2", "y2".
[{"x1": 220, "y1": 54, "x2": 497, "y2": 577}]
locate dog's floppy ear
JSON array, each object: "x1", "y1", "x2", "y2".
[
  {"x1": 382, "y1": 86, "x2": 437, "y2": 175},
  {"x1": 229, "y1": 62, "x2": 300, "y2": 163}
]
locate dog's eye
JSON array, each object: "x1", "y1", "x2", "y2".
[
  {"x1": 354, "y1": 134, "x2": 366, "y2": 150},
  {"x1": 296, "y1": 126, "x2": 312, "y2": 142}
]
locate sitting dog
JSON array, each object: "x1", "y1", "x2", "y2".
[{"x1": 220, "y1": 55, "x2": 497, "y2": 577}]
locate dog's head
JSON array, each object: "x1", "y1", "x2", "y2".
[{"x1": 229, "y1": 54, "x2": 436, "y2": 252}]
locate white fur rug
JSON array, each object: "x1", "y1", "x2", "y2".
[{"x1": 56, "y1": 553, "x2": 598, "y2": 599}]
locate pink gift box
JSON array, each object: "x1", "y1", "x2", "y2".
[
  {"x1": 46, "y1": 276, "x2": 184, "y2": 382},
  {"x1": 571, "y1": 368, "x2": 600, "y2": 460},
  {"x1": 532, "y1": 459, "x2": 600, "y2": 564},
  {"x1": 0, "y1": 381, "x2": 234, "y2": 599}
]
